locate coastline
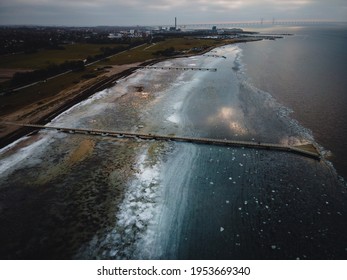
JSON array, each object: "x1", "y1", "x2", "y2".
[
  {"x1": 0, "y1": 44, "x2": 239, "y2": 259},
  {"x1": 1, "y1": 40, "x2": 347, "y2": 259},
  {"x1": 0, "y1": 64, "x2": 138, "y2": 148},
  {"x1": 0, "y1": 38, "x2": 258, "y2": 149}
]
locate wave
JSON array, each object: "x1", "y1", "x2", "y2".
[{"x1": 234, "y1": 44, "x2": 346, "y2": 186}]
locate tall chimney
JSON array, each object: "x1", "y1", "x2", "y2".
[{"x1": 175, "y1": 17, "x2": 177, "y2": 30}]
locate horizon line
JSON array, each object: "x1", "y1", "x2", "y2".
[{"x1": 1, "y1": 19, "x2": 346, "y2": 28}]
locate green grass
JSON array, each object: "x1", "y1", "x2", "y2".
[
  {"x1": 0, "y1": 43, "x2": 128, "y2": 69},
  {"x1": 152, "y1": 37, "x2": 221, "y2": 51},
  {"x1": 97, "y1": 37, "x2": 223, "y2": 66},
  {"x1": 0, "y1": 38, "x2": 224, "y2": 69},
  {"x1": 0, "y1": 38, "x2": 224, "y2": 70}
]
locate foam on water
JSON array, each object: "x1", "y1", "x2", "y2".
[
  {"x1": 134, "y1": 143, "x2": 198, "y2": 259},
  {"x1": 232, "y1": 45, "x2": 316, "y2": 144},
  {"x1": 234, "y1": 42, "x2": 345, "y2": 184}
]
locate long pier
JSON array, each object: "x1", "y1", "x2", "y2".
[
  {"x1": 203, "y1": 54, "x2": 227, "y2": 59},
  {"x1": 1, "y1": 122, "x2": 321, "y2": 160},
  {"x1": 136, "y1": 66, "x2": 217, "y2": 72}
]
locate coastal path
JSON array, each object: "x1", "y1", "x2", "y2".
[{"x1": 1, "y1": 122, "x2": 321, "y2": 160}]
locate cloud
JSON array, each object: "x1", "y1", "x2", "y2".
[{"x1": 0, "y1": 0, "x2": 345, "y2": 25}]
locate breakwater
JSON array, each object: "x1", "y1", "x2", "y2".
[
  {"x1": 136, "y1": 66, "x2": 217, "y2": 72},
  {"x1": 1, "y1": 121, "x2": 321, "y2": 160}
]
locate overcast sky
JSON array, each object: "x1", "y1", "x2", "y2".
[{"x1": 0, "y1": 0, "x2": 346, "y2": 26}]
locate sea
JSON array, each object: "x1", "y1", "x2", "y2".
[
  {"x1": 0, "y1": 23, "x2": 346, "y2": 260},
  {"x1": 240, "y1": 23, "x2": 347, "y2": 182}
]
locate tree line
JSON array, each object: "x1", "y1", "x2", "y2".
[{"x1": 152, "y1": 47, "x2": 178, "y2": 57}]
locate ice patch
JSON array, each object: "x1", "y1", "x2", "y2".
[
  {"x1": 173, "y1": 101, "x2": 183, "y2": 110},
  {"x1": 167, "y1": 114, "x2": 180, "y2": 124},
  {"x1": 48, "y1": 77, "x2": 135, "y2": 127},
  {"x1": 81, "y1": 148, "x2": 162, "y2": 259},
  {"x1": 0, "y1": 136, "x2": 50, "y2": 175},
  {"x1": 134, "y1": 144, "x2": 198, "y2": 259}
]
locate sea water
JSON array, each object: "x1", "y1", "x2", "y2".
[{"x1": 240, "y1": 24, "x2": 347, "y2": 181}]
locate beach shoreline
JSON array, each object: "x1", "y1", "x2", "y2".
[
  {"x1": 0, "y1": 38, "x2": 259, "y2": 149},
  {"x1": 1, "y1": 40, "x2": 347, "y2": 260}
]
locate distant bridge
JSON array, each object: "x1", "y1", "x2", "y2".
[
  {"x1": 182, "y1": 21, "x2": 338, "y2": 28},
  {"x1": 1, "y1": 122, "x2": 321, "y2": 160}
]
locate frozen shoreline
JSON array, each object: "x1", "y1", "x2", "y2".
[
  {"x1": 1, "y1": 43, "x2": 346, "y2": 259},
  {"x1": 122, "y1": 44, "x2": 347, "y2": 259}
]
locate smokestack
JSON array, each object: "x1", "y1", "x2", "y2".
[{"x1": 175, "y1": 17, "x2": 177, "y2": 30}]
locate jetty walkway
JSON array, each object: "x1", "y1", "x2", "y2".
[
  {"x1": 1, "y1": 122, "x2": 321, "y2": 160},
  {"x1": 136, "y1": 66, "x2": 217, "y2": 72},
  {"x1": 203, "y1": 54, "x2": 227, "y2": 59}
]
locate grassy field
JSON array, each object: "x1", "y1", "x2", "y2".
[
  {"x1": 0, "y1": 43, "x2": 128, "y2": 69},
  {"x1": 0, "y1": 37, "x2": 225, "y2": 72},
  {"x1": 0, "y1": 67, "x2": 104, "y2": 116},
  {"x1": 98, "y1": 37, "x2": 223, "y2": 65},
  {"x1": 0, "y1": 36, "x2": 236, "y2": 118}
]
